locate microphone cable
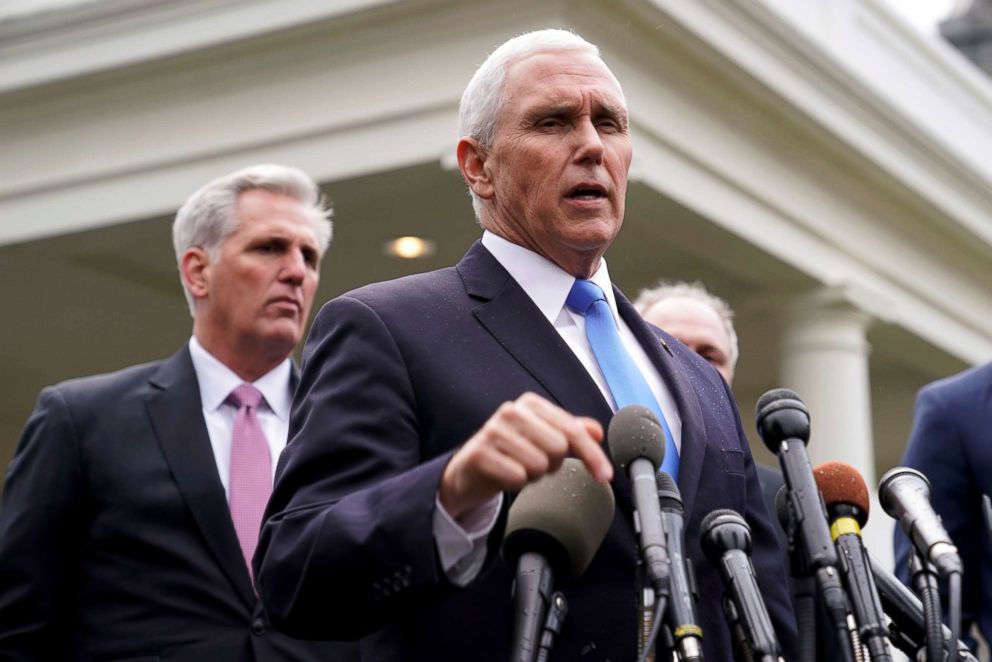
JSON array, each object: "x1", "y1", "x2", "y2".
[
  {"x1": 637, "y1": 593, "x2": 669, "y2": 662},
  {"x1": 908, "y1": 552, "x2": 943, "y2": 662}
]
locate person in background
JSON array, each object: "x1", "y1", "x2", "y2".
[
  {"x1": 0, "y1": 164, "x2": 358, "y2": 661},
  {"x1": 635, "y1": 280, "x2": 738, "y2": 384},
  {"x1": 634, "y1": 280, "x2": 784, "y2": 519},
  {"x1": 256, "y1": 30, "x2": 795, "y2": 661},
  {"x1": 894, "y1": 362, "x2": 992, "y2": 653}
]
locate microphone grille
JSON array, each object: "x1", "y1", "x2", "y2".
[
  {"x1": 813, "y1": 461, "x2": 870, "y2": 523},
  {"x1": 607, "y1": 404, "x2": 665, "y2": 469},
  {"x1": 700, "y1": 508, "x2": 752, "y2": 561},
  {"x1": 502, "y1": 458, "x2": 615, "y2": 582},
  {"x1": 878, "y1": 466, "x2": 930, "y2": 519},
  {"x1": 754, "y1": 388, "x2": 810, "y2": 449},
  {"x1": 755, "y1": 388, "x2": 802, "y2": 417},
  {"x1": 655, "y1": 471, "x2": 682, "y2": 514}
]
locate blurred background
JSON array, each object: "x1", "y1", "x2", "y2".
[{"x1": 2, "y1": 0, "x2": 991, "y2": 566}]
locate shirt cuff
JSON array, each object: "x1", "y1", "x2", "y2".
[{"x1": 433, "y1": 493, "x2": 503, "y2": 587}]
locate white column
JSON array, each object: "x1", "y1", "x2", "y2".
[{"x1": 779, "y1": 288, "x2": 893, "y2": 566}]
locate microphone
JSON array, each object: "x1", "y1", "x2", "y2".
[
  {"x1": 878, "y1": 467, "x2": 962, "y2": 577},
  {"x1": 608, "y1": 404, "x2": 669, "y2": 591},
  {"x1": 755, "y1": 389, "x2": 852, "y2": 662},
  {"x1": 813, "y1": 462, "x2": 893, "y2": 662},
  {"x1": 700, "y1": 509, "x2": 783, "y2": 662},
  {"x1": 656, "y1": 471, "x2": 702, "y2": 661},
  {"x1": 755, "y1": 389, "x2": 835, "y2": 569},
  {"x1": 502, "y1": 457, "x2": 615, "y2": 662}
]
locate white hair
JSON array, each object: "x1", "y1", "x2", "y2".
[
  {"x1": 634, "y1": 280, "x2": 740, "y2": 369},
  {"x1": 457, "y1": 29, "x2": 618, "y2": 221},
  {"x1": 172, "y1": 164, "x2": 333, "y2": 314}
]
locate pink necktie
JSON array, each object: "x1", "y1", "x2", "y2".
[{"x1": 228, "y1": 384, "x2": 272, "y2": 577}]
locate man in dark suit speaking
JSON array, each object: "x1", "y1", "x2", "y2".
[
  {"x1": 0, "y1": 165, "x2": 357, "y2": 660},
  {"x1": 257, "y1": 30, "x2": 796, "y2": 660}
]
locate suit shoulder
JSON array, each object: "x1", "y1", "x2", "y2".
[
  {"x1": 919, "y1": 362, "x2": 992, "y2": 406},
  {"x1": 48, "y1": 358, "x2": 165, "y2": 405},
  {"x1": 349, "y1": 267, "x2": 461, "y2": 303},
  {"x1": 314, "y1": 267, "x2": 463, "y2": 320}
]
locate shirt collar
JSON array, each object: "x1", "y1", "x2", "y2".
[
  {"x1": 481, "y1": 230, "x2": 619, "y2": 322},
  {"x1": 188, "y1": 336, "x2": 293, "y2": 420}
]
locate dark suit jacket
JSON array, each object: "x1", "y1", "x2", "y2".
[
  {"x1": 257, "y1": 241, "x2": 797, "y2": 661},
  {"x1": 894, "y1": 362, "x2": 992, "y2": 649},
  {"x1": 0, "y1": 347, "x2": 358, "y2": 661}
]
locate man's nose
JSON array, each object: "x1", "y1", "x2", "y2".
[
  {"x1": 572, "y1": 119, "x2": 605, "y2": 164},
  {"x1": 279, "y1": 249, "x2": 307, "y2": 283}
]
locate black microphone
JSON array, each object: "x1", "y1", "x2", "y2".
[
  {"x1": 878, "y1": 467, "x2": 963, "y2": 577},
  {"x1": 502, "y1": 457, "x2": 615, "y2": 662},
  {"x1": 656, "y1": 471, "x2": 702, "y2": 661},
  {"x1": 608, "y1": 404, "x2": 669, "y2": 591},
  {"x1": 755, "y1": 389, "x2": 852, "y2": 662},
  {"x1": 813, "y1": 462, "x2": 893, "y2": 662},
  {"x1": 700, "y1": 509, "x2": 783, "y2": 662},
  {"x1": 755, "y1": 390, "x2": 835, "y2": 569}
]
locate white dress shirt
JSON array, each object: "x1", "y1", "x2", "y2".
[
  {"x1": 434, "y1": 232, "x2": 683, "y2": 584},
  {"x1": 188, "y1": 336, "x2": 293, "y2": 497},
  {"x1": 481, "y1": 231, "x2": 682, "y2": 445}
]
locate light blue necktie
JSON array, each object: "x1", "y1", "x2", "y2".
[{"x1": 566, "y1": 279, "x2": 679, "y2": 479}]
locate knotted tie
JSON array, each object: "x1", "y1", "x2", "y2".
[
  {"x1": 566, "y1": 279, "x2": 679, "y2": 479},
  {"x1": 228, "y1": 384, "x2": 271, "y2": 576}
]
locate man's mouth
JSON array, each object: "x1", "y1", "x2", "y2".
[
  {"x1": 565, "y1": 183, "x2": 608, "y2": 200},
  {"x1": 270, "y1": 297, "x2": 301, "y2": 312}
]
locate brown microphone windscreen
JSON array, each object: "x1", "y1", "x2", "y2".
[{"x1": 813, "y1": 461, "x2": 870, "y2": 520}]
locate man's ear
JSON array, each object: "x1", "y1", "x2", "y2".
[
  {"x1": 456, "y1": 137, "x2": 495, "y2": 201},
  {"x1": 180, "y1": 247, "x2": 211, "y2": 301}
]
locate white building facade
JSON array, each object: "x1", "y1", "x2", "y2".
[{"x1": 2, "y1": 0, "x2": 991, "y2": 565}]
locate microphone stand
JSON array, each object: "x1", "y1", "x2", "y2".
[{"x1": 908, "y1": 551, "x2": 944, "y2": 662}]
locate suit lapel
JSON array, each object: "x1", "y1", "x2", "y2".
[
  {"x1": 457, "y1": 242, "x2": 632, "y2": 510},
  {"x1": 615, "y1": 290, "x2": 708, "y2": 519},
  {"x1": 144, "y1": 348, "x2": 256, "y2": 606},
  {"x1": 459, "y1": 243, "x2": 614, "y2": 424}
]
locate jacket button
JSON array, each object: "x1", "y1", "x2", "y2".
[{"x1": 251, "y1": 617, "x2": 266, "y2": 636}]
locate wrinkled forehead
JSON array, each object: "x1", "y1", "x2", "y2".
[{"x1": 504, "y1": 49, "x2": 626, "y2": 101}]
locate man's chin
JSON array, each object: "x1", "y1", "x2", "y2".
[{"x1": 256, "y1": 321, "x2": 304, "y2": 354}]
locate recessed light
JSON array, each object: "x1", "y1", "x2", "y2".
[{"x1": 383, "y1": 236, "x2": 436, "y2": 259}]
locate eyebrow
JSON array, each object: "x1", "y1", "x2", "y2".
[{"x1": 524, "y1": 99, "x2": 629, "y2": 126}]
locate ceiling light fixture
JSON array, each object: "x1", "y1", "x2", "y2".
[{"x1": 383, "y1": 236, "x2": 436, "y2": 259}]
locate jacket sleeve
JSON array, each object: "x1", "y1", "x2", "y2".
[
  {"x1": 0, "y1": 386, "x2": 86, "y2": 659},
  {"x1": 255, "y1": 295, "x2": 464, "y2": 641}
]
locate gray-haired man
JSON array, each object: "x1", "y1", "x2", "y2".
[{"x1": 0, "y1": 165, "x2": 357, "y2": 661}]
